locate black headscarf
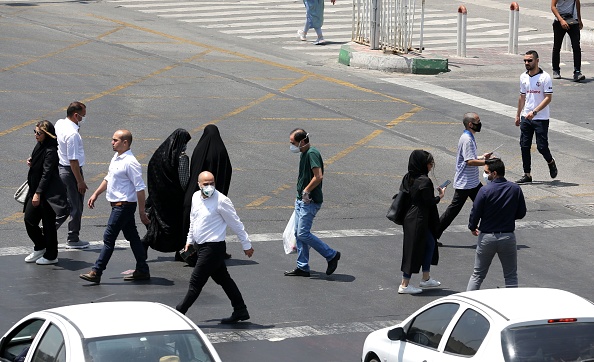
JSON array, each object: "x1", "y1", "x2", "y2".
[
  {"x1": 182, "y1": 124, "x2": 232, "y2": 237},
  {"x1": 143, "y1": 128, "x2": 192, "y2": 252},
  {"x1": 401, "y1": 149, "x2": 432, "y2": 193}
]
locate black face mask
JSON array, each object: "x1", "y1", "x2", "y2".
[{"x1": 472, "y1": 122, "x2": 482, "y2": 132}]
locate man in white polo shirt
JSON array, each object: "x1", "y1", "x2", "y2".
[
  {"x1": 80, "y1": 129, "x2": 150, "y2": 284},
  {"x1": 515, "y1": 50, "x2": 557, "y2": 184},
  {"x1": 437, "y1": 112, "x2": 492, "y2": 243},
  {"x1": 55, "y1": 101, "x2": 89, "y2": 249}
]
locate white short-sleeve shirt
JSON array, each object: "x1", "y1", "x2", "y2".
[
  {"x1": 104, "y1": 150, "x2": 146, "y2": 202},
  {"x1": 55, "y1": 118, "x2": 85, "y2": 167},
  {"x1": 520, "y1": 69, "x2": 553, "y2": 120}
]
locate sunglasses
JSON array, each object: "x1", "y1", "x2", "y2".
[
  {"x1": 34, "y1": 130, "x2": 43, "y2": 136},
  {"x1": 523, "y1": 59, "x2": 534, "y2": 63}
]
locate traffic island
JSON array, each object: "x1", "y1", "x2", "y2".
[{"x1": 338, "y1": 42, "x2": 448, "y2": 74}]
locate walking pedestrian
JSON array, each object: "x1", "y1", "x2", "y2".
[
  {"x1": 398, "y1": 150, "x2": 443, "y2": 294},
  {"x1": 467, "y1": 158, "x2": 526, "y2": 290},
  {"x1": 80, "y1": 130, "x2": 150, "y2": 284},
  {"x1": 143, "y1": 128, "x2": 192, "y2": 255},
  {"x1": 297, "y1": 0, "x2": 336, "y2": 45},
  {"x1": 176, "y1": 171, "x2": 254, "y2": 324},
  {"x1": 55, "y1": 101, "x2": 89, "y2": 249},
  {"x1": 551, "y1": 0, "x2": 586, "y2": 81},
  {"x1": 23, "y1": 120, "x2": 69, "y2": 265},
  {"x1": 437, "y1": 112, "x2": 492, "y2": 243},
  {"x1": 284, "y1": 129, "x2": 340, "y2": 277},
  {"x1": 515, "y1": 50, "x2": 558, "y2": 184}
]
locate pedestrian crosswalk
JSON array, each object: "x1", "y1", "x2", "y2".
[{"x1": 107, "y1": 0, "x2": 554, "y2": 58}]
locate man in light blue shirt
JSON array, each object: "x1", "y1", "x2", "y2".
[{"x1": 437, "y1": 113, "x2": 492, "y2": 242}]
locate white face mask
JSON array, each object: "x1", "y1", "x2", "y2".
[
  {"x1": 290, "y1": 144, "x2": 300, "y2": 153},
  {"x1": 79, "y1": 116, "x2": 87, "y2": 125},
  {"x1": 483, "y1": 172, "x2": 491, "y2": 184},
  {"x1": 201, "y1": 185, "x2": 215, "y2": 197}
]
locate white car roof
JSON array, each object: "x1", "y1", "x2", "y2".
[
  {"x1": 42, "y1": 301, "x2": 195, "y2": 339},
  {"x1": 452, "y1": 287, "x2": 594, "y2": 323}
]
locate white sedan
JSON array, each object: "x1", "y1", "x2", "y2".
[
  {"x1": 0, "y1": 301, "x2": 221, "y2": 362},
  {"x1": 362, "y1": 288, "x2": 594, "y2": 362}
]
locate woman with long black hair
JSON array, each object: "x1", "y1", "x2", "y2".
[{"x1": 23, "y1": 120, "x2": 69, "y2": 265}]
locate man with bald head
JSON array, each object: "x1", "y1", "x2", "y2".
[
  {"x1": 176, "y1": 171, "x2": 254, "y2": 324},
  {"x1": 80, "y1": 129, "x2": 150, "y2": 284},
  {"x1": 437, "y1": 113, "x2": 492, "y2": 243}
]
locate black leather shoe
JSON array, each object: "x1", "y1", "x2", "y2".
[
  {"x1": 220, "y1": 309, "x2": 250, "y2": 324},
  {"x1": 225, "y1": 253, "x2": 232, "y2": 259},
  {"x1": 123, "y1": 270, "x2": 151, "y2": 281},
  {"x1": 516, "y1": 175, "x2": 532, "y2": 184},
  {"x1": 284, "y1": 268, "x2": 310, "y2": 277},
  {"x1": 326, "y1": 251, "x2": 341, "y2": 275},
  {"x1": 548, "y1": 159, "x2": 558, "y2": 179}
]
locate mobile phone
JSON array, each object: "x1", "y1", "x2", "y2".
[{"x1": 439, "y1": 180, "x2": 451, "y2": 189}]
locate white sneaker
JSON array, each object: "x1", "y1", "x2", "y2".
[
  {"x1": 419, "y1": 278, "x2": 442, "y2": 289},
  {"x1": 313, "y1": 38, "x2": 326, "y2": 45},
  {"x1": 36, "y1": 257, "x2": 58, "y2": 265},
  {"x1": 297, "y1": 30, "x2": 307, "y2": 41},
  {"x1": 66, "y1": 240, "x2": 90, "y2": 249},
  {"x1": 25, "y1": 249, "x2": 46, "y2": 263},
  {"x1": 398, "y1": 285, "x2": 422, "y2": 294}
]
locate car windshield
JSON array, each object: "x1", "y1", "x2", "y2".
[
  {"x1": 501, "y1": 322, "x2": 594, "y2": 362},
  {"x1": 84, "y1": 330, "x2": 216, "y2": 362}
]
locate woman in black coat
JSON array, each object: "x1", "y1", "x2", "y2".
[
  {"x1": 24, "y1": 120, "x2": 69, "y2": 265},
  {"x1": 399, "y1": 150, "x2": 445, "y2": 294}
]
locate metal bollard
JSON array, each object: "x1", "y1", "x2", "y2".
[
  {"x1": 370, "y1": 0, "x2": 380, "y2": 50},
  {"x1": 457, "y1": 5, "x2": 467, "y2": 57},
  {"x1": 508, "y1": 2, "x2": 520, "y2": 54}
]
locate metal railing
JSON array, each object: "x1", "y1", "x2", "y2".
[{"x1": 352, "y1": 0, "x2": 424, "y2": 53}]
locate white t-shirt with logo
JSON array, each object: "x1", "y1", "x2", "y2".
[{"x1": 520, "y1": 68, "x2": 553, "y2": 120}]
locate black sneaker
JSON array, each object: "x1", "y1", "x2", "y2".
[
  {"x1": 548, "y1": 159, "x2": 558, "y2": 179},
  {"x1": 516, "y1": 175, "x2": 533, "y2": 184},
  {"x1": 574, "y1": 71, "x2": 586, "y2": 82}
]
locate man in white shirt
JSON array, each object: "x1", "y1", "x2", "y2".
[
  {"x1": 515, "y1": 50, "x2": 557, "y2": 184},
  {"x1": 79, "y1": 130, "x2": 150, "y2": 284},
  {"x1": 55, "y1": 101, "x2": 89, "y2": 249},
  {"x1": 176, "y1": 171, "x2": 255, "y2": 324}
]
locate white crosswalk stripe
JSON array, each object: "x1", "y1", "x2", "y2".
[{"x1": 105, "y1": 0, "x2": 553, "y2": 56}]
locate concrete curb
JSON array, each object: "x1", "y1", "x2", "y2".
[{"x1": 338, "y1": 42, "x2": 448, "y2": 74}]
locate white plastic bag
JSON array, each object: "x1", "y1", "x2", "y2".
[{"x1": 282, "y1": 211, "x2": 297, "y2": 254}]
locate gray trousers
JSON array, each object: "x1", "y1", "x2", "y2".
[
  {"x1": 59, "y1": 165, "x2": 84, "y2": 243},
  {"x1": 467, "y1": 232, "x2": 518, "y2": 291}
]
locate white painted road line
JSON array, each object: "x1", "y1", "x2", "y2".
[
  {"x1": 205, "y1": 320, "x2": 401, "y2": 344},
  {"x1": 380, "y1": 78, "x2": 594, "y2": 143},
  {"x1": 3, "y1": 218, "x2": 594, "y2": 257}
]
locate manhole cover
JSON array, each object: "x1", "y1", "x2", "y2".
[{"x1": 565, "y1": 204, "x2": 594, "y2": 216}]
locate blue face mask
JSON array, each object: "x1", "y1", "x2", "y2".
[{"x1": 290, "y1": 144, "x2": 300, "y2": 153}]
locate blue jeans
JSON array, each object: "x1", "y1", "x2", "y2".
[
  {"x1": 403, "y1": 230, "x2": 435, "y2": 279},
  {"x1": 294, "y1": 200, "x2": 336, "y2": 272},
  {"x1": 93, "y1": 203, "x2": 148, "y2": 276},
  {"x1": 519, "y1": 117, "x2": 553, "y2": 174},
  {"x1": 467, "y1": 232, "x2": 517, "y2": 291}
]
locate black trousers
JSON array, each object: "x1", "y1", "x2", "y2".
[
  {"x1": 519, "y1": 117, "x2": 553, "y2": 174},
  {"x1": 176, "y1": 242, "x2": 246, "y2": 314},
  {"x1": 437, "y1": 183, "x2": 483, "y2": 239},
  {"x1": 552, "y1": 20, "x2": 582, "y2": 73},
  {"x1": 24, "y1": 198, "x2": 58, "y2": 260}
]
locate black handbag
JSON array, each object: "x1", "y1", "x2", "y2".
[
  {"x1": 561, "y1": 13, "x2": 579, "y2": 25},
  {"x1": 386, "y1": 190, "x2": 410, "y2": 225}
]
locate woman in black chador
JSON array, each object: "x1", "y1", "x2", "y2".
[
  {"x1": 23, "y1": 120, "x2": 69, "y2": 265},
  {"x1": 182, "y1": 125, "x2": 233, "y2": 257},
  {"x1": 143, "y1": 128, "x2": 192, "y2": 255}
]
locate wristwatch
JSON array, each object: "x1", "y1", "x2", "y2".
[{"x1": 532, "y1": 110, "x2": 538, "y2": 116}]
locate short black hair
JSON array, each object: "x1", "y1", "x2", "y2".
[
  {"x1": 67, "y1": 101, "x2": 86, "y2": 117},
  {"x1": 485, "y1": 158, "x2": 505, "y2": 177},
  {"x1": 290, "y1": 128, "x2": 309, "y2": 143},
  {"x1": 525, "y1": 50, "x2": 539, "y2": 59}
]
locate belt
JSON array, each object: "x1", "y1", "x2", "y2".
[{"x1": 110, "y1": 201, "x2": 136, "y2": 207}]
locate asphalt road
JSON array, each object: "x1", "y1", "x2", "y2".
[{"x1": 1, "y1": 1, "x2": 593, "y2": 361}]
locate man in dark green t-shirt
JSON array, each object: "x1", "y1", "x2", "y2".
[{"x1": 284, "y1": 129, "x2": 340, "y2": 277}]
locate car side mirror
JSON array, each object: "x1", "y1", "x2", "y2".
[{"x1": 387, "y1": 327, "x2": 406, "y2": 341}]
